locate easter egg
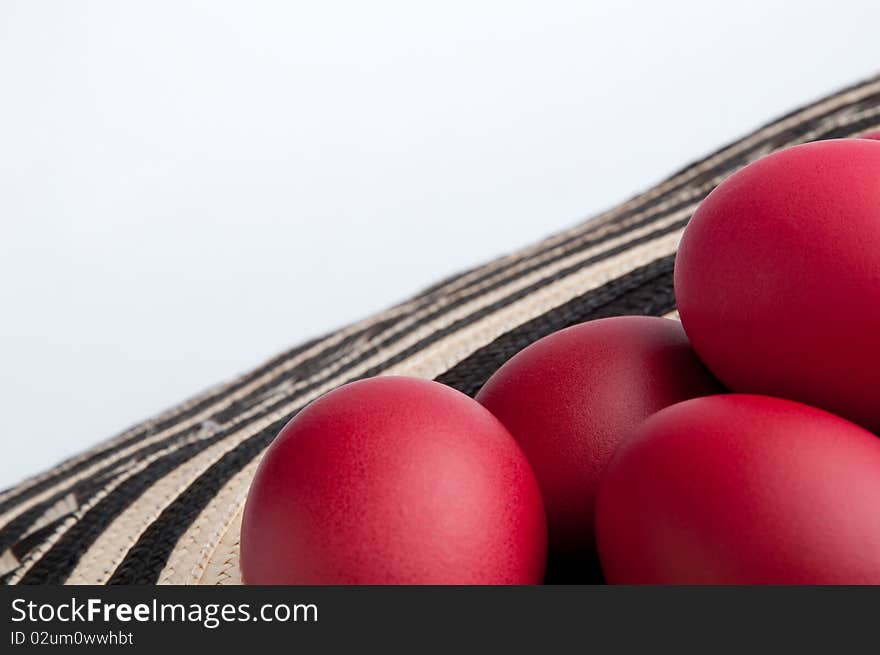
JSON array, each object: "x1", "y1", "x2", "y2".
[
  {"x1": 675, "y1": 139, "x2": 880, "y2": 431},
  {"x1": 596, "y1": 394, "x2": 880, "y2": 584},
  {"x1": 240, "y1": 376, "x2": 547, "y2": 584},
  {"x1": 475, "y1": 316, "x2": 721, "y2": 579}
]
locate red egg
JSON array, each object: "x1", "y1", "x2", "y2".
[
  {"x1": 861, "y1": 130, "x2": 880, "y2": 140},
  {"x1": 475, "y1": 316, "x2": 721, "y2": 578},
  {"x1": 596, "y1": 394, "x2": 880, "y2": 584},
  {"x1": 675, "y1": 139, "x2": 880, "y2": 432},
  {"x1": 240, "y1": 376, "x2": 546, "y2": 584}
]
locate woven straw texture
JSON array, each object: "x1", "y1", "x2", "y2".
[{"x1": 3, "y1": 75, "x2": 880, "y2": 585}]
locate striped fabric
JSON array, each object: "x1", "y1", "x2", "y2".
[{"x1": 3, "y1": 75, "x2": 880, "y2": 586}]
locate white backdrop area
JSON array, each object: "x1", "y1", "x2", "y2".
[{"x1": 1, "y1": 1, "x2": 878, "y2": 488}]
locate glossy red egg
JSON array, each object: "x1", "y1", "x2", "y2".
[
  {"x1": 675, "y1": 139, "x2": 880, "y2": 432},
  {"x1": 596, "y1": 394, "x2": 880, "y2": 584},
  {"x1": 860, "y1": 130, "x2": 880, "y2": 140},
  {"x1": 475, "y1": 316, "x2": 721, "y2": 578},
  {"x1": 240, "y1": 376, "x2": 547, "y2": 584}
]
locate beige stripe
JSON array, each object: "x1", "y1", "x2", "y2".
[
  {"x1": 0, "y1": 549, "x2": 19, "y2": 576},
  {"x1": 19, "y1": 493, "x2": 78, "y2": 541},
  {"x1": 199, "y1": 509, "x2": 243, "y2": 586},
  {"x1": 159, "y1": 459, "x2": 259, "y2": 585}
]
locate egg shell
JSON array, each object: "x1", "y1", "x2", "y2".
[
  {"x1": 675, "y1": 139, "x2": 880, "y2": 432},
  {"x1": 860, "y1": 130, "x2": 880, "y2": 140},
  {"x1": 240, "y1": 376, "x2": 547, "y2": 584},
  {"x1": 475, "y1": 316, "x2": 721, "y2": 578},
  {"x1": 596, "y1": 394, "x2": 880, "y2": 584}
]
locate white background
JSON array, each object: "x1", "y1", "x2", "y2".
[{"x1": 1, "y1": 1, "x2": 878, "y2": 489}]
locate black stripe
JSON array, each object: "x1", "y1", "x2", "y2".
[{"x1": 813, "y1": 116, "x2": 880, "y2": 141}]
